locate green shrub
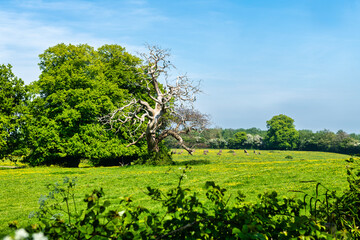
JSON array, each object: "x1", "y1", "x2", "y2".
[
  {"x1": 285, "y1": 155, "x2": 293, "y2": 159},
  {"x1": 135, "y1": 145, "x2": 174, "y2": 165}
]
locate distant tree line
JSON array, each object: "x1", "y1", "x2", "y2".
[
  {"x1": 165, "y1": 114, "x2": 360, "y2": 155},
  {"x1": 297, "y1": 129, "x2": 360, "y2": 154}
]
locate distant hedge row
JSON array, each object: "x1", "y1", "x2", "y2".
[{"x1": 166, "y1": 127, "x2": 360, "y2": 155}]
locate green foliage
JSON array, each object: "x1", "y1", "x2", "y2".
[
  {"x1": 25, "y1": 43, "x2": 147, "y2": 167},
  {"x1": 265, "y1": 114, "x2": 299, "y2": 150},
  {"x1": 298, "y1": 129, "x2": 360, "y2": 154},
  {"x1": 10, "y1": 159, "x2": 360, "y2": 239},
  {"x1": 328, "y1": 158, "x2": 360, "y2": 237},
  {"x1": 0, "y1": 64, "x2": 28, "y2": 160},
  {"x1": 227, "y1": 131, "x2": 247, "y2": 149},
  {"x1": 26, "y1": 177, "x2": 148, "y2": 239},
  {"x1": 135, "y1": 145, "x2": 173, "y2": 165}
]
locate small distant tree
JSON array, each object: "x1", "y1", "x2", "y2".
[
  {"x1": 243, "y1": 134, "x2": 264, "y2": 149},
  {"x1": 208, "y1": 138, "x2": 227, "y2": 149},
  {"x1": 314, "y1": 130, "x2": 336, "y2": 152},
  {"x1": 243, "y1": 134, "x2": 254, "y2": 149},
  {"x1": 100, "y1": 45, "x2": 209, "y2": 164},
  {"x1": 265, "y1": 114, "x2": 299, "y2": 150},
  {"x1": 227, "y1": 131, "x2": 247, "y2": 149},
  {"x1": 298, "y1": 129, "x2": 316, "y2": 150},
  {"x1": 253, "y1": 135, "x2": 264, "y2": 149},
  {"x1": 334, "y1": 130, "x2": 360, "y2": 154}
]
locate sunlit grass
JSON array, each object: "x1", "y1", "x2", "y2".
[{"x1": 0, "y1": 150, "x2": 354, "y2": 236}]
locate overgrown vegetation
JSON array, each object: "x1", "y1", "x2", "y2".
[{"x1": 5, "y1": 158, "x2": 360, "y2": 239}]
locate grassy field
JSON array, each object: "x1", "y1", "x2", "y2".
[{"x1": 0, "y1": 150, "x2": 354, "y2": 236}]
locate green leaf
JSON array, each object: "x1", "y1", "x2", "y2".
[{"x1": 232, "y1": 227, "x2": 241, "y2": 235}]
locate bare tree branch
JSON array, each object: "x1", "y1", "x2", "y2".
[{"x1": 100, "y1": 45, "x2": 209, "y2": 155}]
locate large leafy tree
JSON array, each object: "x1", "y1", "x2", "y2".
[
  {"x1": 265, "y1": 114, "x2": 299, "y2": 150},
  {"x1": 26, "y1": 43, "x2": 147, "y2": 166},
  {"x1": 0, "y1": 64, "x2": 27, "y2": 160}
]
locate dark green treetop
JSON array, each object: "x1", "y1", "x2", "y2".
[
  {"x1": 0, "y1": 64, "x2": 27, "y2": 159},
  {"x1": 265, "y1": 114, "x2": 299, "y2": 150},
  {"x1": 227, "y1": 131, "x2": 248, "y2": 149},
  {"x1": 25, "y1": 43, "x2": 147, "y2": 166}
]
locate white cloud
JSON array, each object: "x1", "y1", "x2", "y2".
[
  {"x1": 0, "y1": 8, "x2": 114, "y2": 83},
  {"x1": 0, "y1": 0, "x2": 170, "y2": 84}
]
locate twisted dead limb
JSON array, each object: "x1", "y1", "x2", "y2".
[{"x1": 99, "y1": 45, "x2": 209, "y2": 156}]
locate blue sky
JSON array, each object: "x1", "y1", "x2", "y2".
[{"x1": 1, "y1": 0, "x2": 360, "y2": 133}]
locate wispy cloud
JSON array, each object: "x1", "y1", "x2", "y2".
[
  {"x1": 0, "y1": 8, "x2": 107, "y2": 83},
  {"x1": 0, "y1": 0, "x2": 172, "y2": 83},
  {"x1": 16, "y1": 0, "x2": 96, "y2": 11}
]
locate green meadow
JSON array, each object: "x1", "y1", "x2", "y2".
[{"x1": 0, "y1": 150, "x2": 353, "y2": 236}]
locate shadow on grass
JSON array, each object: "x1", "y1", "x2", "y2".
[
  {"x1": 174, "y1": 159, "x2": 211, "y2": 166},
  {"x1": 51, "y1": 171, "x2": 86, "y2": 175},
  {"x1": 0, "y1": 166, "x2": 26, "y2": 170}
]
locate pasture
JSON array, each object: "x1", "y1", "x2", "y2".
[{"x1": 0, "y1": 150, "x2": 353, "y2": 236}]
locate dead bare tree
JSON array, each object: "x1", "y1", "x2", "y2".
[{"x1": 100, "y1": 45, "x2": 209, "y2": 157}]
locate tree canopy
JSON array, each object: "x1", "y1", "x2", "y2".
[
  {"x1": 227, "y1": 131, "x2": 247, "y2": 149},
  {"x1": 265, "y1": 114, "x2": 299, "y2": 150},
  {"x1": 25, "y1": 43, "x2": 147, "y2": 166},
  {"x1": 0, "y1": 64, "x2": 27, "y2": 160}
]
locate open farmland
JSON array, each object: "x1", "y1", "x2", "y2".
[{"x1": 0, "y1": 150, "x2": 353, "y2": 236}]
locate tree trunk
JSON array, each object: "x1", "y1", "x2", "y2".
[{"x1": 145, "y1": 126, "x2": 159, "y2": 153}]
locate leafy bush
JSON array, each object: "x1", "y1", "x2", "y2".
[
  {"x1": 0, "y1": 64, "x2": 28, "y2": 160},
  {"x1": 285, "y1": 155, "x2": 293, "y2": 159},
  {"x1": 8, "y1": 160, "x2": 360, "y2": 239},
  {"x1": 135, "y1": 145, "x2": 174, "y2": 165},
  {"x1": 325, "y1": 157, "x2": 360, "y2": 237}
]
